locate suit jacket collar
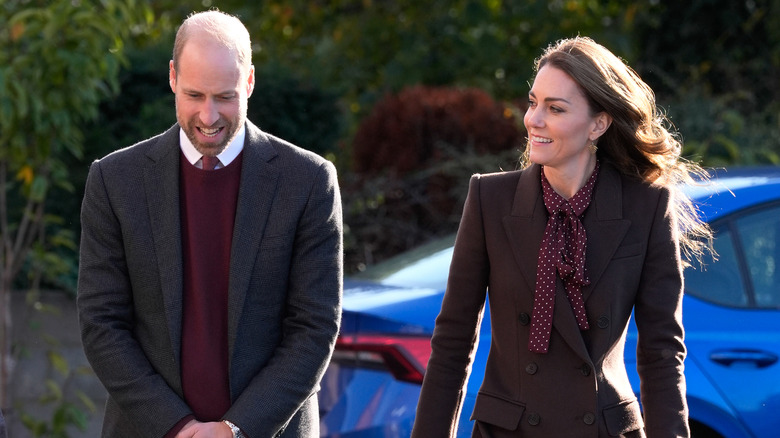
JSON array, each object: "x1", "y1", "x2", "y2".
[
  {"x1": 144, "y1": 125, "x2": 185, "y2": 365},
  {"x1": 226, "y1": 121, "x2": 280, "y2": 356},
  {"x1": 502, "y1": 162, "x2": 631, "y2": 361},
  {"x1": 143, "y1": 121, "x2": 280, "y2": 366}
]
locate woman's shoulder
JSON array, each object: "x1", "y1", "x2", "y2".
[
  {"x1": 472, "y1": 164, "x2": 537, "y2": 186},
  {"x1": 603, "y1": 161, "x2": 670, "y2": 197}
]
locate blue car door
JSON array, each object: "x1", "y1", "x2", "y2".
[{"x1": 683, "y1": 202, "x2": 780, "y2": 438}]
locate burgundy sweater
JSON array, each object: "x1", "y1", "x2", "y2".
[{"x1": 178, "y1": 152, "x2": 243, "y2": 421}]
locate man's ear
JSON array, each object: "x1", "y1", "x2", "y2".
[
  {"x1": 246, "y1": 65, "x2": 255, "y2": 98},
  {"x1": 169, "y1": 60, "x2": 176, "y2": 93}
]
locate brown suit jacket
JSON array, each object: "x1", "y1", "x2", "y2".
[{"x1": 412, "y1": 163, "x2": 688, "y2": 438}]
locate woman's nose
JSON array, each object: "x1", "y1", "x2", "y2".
[{"x1": 525, "y1": 107, "x2": 543, "y2": 128}]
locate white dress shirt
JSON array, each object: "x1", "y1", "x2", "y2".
[{"x1": 179, "y1": 125, "x2": 246, "y2": 169}]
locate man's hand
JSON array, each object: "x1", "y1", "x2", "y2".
[{"x1": 175, "y1": 420, "x2": 233, "y2": 438}]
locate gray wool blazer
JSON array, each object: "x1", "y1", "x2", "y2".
[
  {"x1": 77, "y1": 121, "x2": 343, "y2": 438},
  {"x1": 412, "y1": 163, "x2": 688, "y2": 438}
]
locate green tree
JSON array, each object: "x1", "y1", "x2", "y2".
[
  {"x1": 242, "y1": 1, "x2": 653, "y2": 130},
  {"x1": 0, "y1": 0, "x2": 156, "y2": 417},
  {"x1": 633, "y1": 0, "x2": 780, "y2": 165}
]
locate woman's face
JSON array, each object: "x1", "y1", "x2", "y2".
[{"x1": 524, "y1": 65, "x2": 605, "y2": 175}]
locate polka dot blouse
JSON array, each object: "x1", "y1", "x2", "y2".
[{"x1": 528, "y1": 161, "x2": 599, "y2": 353}]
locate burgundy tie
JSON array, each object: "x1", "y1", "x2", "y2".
[
  {"x1": 202, "y1": 155, "x2": 220, "y2": 170},
  {"x1": 528, "y1": 162, "x2": 599, "y2": 353}
]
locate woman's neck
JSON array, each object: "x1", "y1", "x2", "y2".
[{"x1": 544, "y1": 156, "x2": 597, "y2": 199}]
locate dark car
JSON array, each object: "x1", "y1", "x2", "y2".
[{"x1": 319, "y1": 167, "x2": 780, "y2": 438}]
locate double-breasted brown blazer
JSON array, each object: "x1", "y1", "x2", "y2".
[{"x1": 412, "y1": 162, "x2": 688, "y2": 438}]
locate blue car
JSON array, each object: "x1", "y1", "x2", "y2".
[{"x1": 319, "y1": 167, "x2": 780, "y2": 438}]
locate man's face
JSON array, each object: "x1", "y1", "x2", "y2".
[{"x1": 169, "y1": 37, "x2": 254, "y2": 157}]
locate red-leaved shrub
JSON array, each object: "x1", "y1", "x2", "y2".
[
  {"x1": 352, "y1": 85, "x2": 523, "y2": 175},
  {"x1": 342, "y1": 86, "x2": 525, "y2": 273}
]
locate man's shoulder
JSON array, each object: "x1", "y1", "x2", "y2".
[
  {"x1": 95, "y1": 125, "x2": 178, "y2": 167},
  {"x1": 246, "y1": 121, "x2": 333, "y2": 171}
]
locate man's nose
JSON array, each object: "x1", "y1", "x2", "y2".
[{"x1": 199, "y1": 99, "x2": 220, "y2": 126}]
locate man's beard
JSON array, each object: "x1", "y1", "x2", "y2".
[{"x1": 177, "y1": 109, "x2": 244, "y2": 156}]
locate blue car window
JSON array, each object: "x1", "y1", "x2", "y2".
[
  {"x1": 685, "y1": 226, "x2": 749, "y2": 307},
  {"x1": 734, "y1": 204, "x2": 780, "y2": 308}
]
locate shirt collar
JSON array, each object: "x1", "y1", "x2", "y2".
[{"x1": 179, "y1": 124, "x2": 246, "y2": 167}]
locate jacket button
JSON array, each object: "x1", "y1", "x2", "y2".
[
  {"x1": 527, "y1": 412, "x2": 541, "y2": 426},
  {"x1": 597, "y1": 315, "x2": 609, "y2": 329},
  {"x1": 519, "y1": 312, "x2": 531, "y2": 325},
  {"x1": 583, "y1": 412, "x2": 595, "y2": 425},
  {"x1": 525, "y1": 362, "x2": 538, "y2": 375},
  {"x1": 580, "y1": 363, "x2": 591, "y2": 376}
]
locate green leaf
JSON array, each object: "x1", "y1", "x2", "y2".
[
  {"x1": 29, "y1": 174, "x2": 49, "y2": 202},
  {"x1": 76, "y1": 390, "x2": 98, "y2": 413},
  {"x1": 48, "y1": 351, "x2": 70, "y2": 376}
]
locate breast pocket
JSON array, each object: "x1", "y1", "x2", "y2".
[{"x1": 611, "y1": 242, "x2": 643, "y2": 260}]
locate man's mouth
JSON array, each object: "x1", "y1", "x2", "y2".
[{"x1": 198, "y1": 127, "x2": 223, "y2": 138}]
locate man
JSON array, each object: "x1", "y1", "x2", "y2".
[{"x1": 77, "y1": 10, "x2": 343, "y2": 438}]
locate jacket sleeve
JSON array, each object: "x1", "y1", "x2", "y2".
[
  {"x1": 223, "y1": 159, "x2": 343, "y2": 438},
  {"x1": 412, "y1": 175, "x2": 490, "y2": 438},
  {"x1": 634, "y1": 186, "x2": 690, "y2": 438},
  {"x1": 77, "y1": 160, "x2": 192, "y2": 437}
]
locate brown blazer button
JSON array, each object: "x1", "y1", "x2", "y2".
[
  {"x1": 527, "y1": 412, "x2": 541, "y2": 426},
  {"x1": 519, "y1": 312, "x2": 531, "y2": 325},
  {"x1": 583, "y1": 412, "x2": 596, "y2": 425},
  {"x1": 597, "y1": 315, "x2": 610, "y2": 329},
  {"x1": 525, "y1": 362, "x2": 538, "y2": 375},
  {"x1": 580, "y1": 363, "x2": 592, "y2": 376}
]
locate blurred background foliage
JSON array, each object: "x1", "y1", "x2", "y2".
[
  {"x1": 1, "y1": 0, "x2": 159, "y2": 429},
  {"x1": 6, "y1": 0, "x2": 780, "y2": 286}
]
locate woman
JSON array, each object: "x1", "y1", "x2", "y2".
[{"x1": 411, "y1": 37, "x2": 709, "y2": 438}]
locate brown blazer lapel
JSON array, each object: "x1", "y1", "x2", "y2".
[
  {"x1": 502, "y1": 165, "x2": 546, "y2": 293},
  {"x1": 501, "y1": 163, "x2": 632, "y2": 361},
  {"x1": 582, "y1": 163, "x2": 632, "y2": 302},
  {"x1": 500, "y1": 165, "x2": 589, "y2": 359}
]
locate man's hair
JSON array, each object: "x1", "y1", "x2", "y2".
[{"x1": 172, "y1": 10, "x2": 252, "y2": 73}]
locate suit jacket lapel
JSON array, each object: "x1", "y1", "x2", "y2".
[
  {"x1": 548, "y1": 163, "x2": 631, "y2": 360},
  {"x1": 144, "y1": 125, "x2": 185, "y2": 365},
  {"x1": 502, "y1": 163, "x2": 631, "y2": 361},
  {"x1": 226, "y1": 121, "x2": 280, "y2": 356},
  {"x1": 501, "y1": 167, "x2": 588, "y2": 358},
  {"x1": 502, "y1": 164, "x2": 546, "y2": 293},
  {"x1": 582, "y1": 163, "x2": 631, "y2": 302}
]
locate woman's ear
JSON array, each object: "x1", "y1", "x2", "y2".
[{"x1": 592, "y1": 112, "x2": 613, "y2": 139}]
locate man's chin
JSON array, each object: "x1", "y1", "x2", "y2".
[{"x1": 195, "y1": 143, "x2": 228, "y2": 157}]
